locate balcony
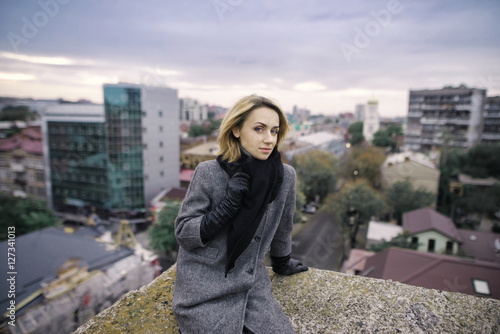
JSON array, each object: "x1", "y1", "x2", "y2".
[
  {"x1": 482, "y1": 133, "x2": 500, "y2": 140},
  {"x1": 421, "y1": 118, "x2": 447, "y2": 125},
  {"x1": 407, "y1": 112, "x2": 423, "y2": 118},
  {"x1": 446, "y1": 118, "x2": 470, "y2": 125},
  {"x1": 10, "y1": 162, "x2": 25, "y2": 172},
  {"x1": 454, "y1": 104, "x2": 471, "y2": 111}
]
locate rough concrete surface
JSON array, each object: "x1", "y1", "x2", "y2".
[{"x1": 74, "y1": 264, "x2": 500, "y2": 334}]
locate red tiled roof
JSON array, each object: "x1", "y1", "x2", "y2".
[
  {"x1": 162, "y1": 187, "x2": 187, "y2": 201},
  {"x1": 0, "y1": 136, "x2": 22, "y2": 151},
  {"x1": 22, "y1": 140, "x2": 43, "y2": 154},
  {"x1": 179, "y1": 169, "x2": 195, "y2": 182},
  {"x1": 363, "y1": 247, "x2": 500, "y2": 299},
  {"x1": 0, "y1": 133, "x2": 43, "y2": 155},
  {"x1": 458, "y1": 229, "x2": 500, "y2": 264},
  {"x1": 0, "y1": 127, "x2": 43, "y2": 155},
  {"x1": 403, "y1": 208, "x2": 462, "y2": 242}
]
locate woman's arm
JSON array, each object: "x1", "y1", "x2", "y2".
[
  {"x1": 270, "y1": 166, "x2": 296, "y2": 257},
  {"x1": 175, "y1": 163, "x2": 249, "y2": 251}
]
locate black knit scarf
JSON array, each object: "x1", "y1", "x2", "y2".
[{"x1": 217, "y1": 146, "x2": 284, "y2": 276}]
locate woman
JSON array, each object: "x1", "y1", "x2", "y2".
[{"x1": 173, "y1": 95, "x2": 308, "y2": 333}]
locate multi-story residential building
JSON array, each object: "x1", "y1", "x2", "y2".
[
  {"x1": 180, "y1": 98, "x2": 207, "y2": 122},
  {"x1": 362, "y1": 97, "x2": 380, "y2": 142},
  {"x1": 482, "y1": 96, "x2": 500, "y2": 144},
  {"x1": 406, "y1": 85, "x2": 487, "y2": 151},
  {"x1": 43, "y1": 83, "x2": 179, "y2": 217},
  {"x1": 0, "y1": 127, "x2": 46, "y2": 199},
  {"x1": 355, "y1": 103, "x2": 365, "y2": 122}
]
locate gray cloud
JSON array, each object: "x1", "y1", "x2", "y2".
[{"x1": 1, "y1": 0, "x2": 499, "y2": 116}]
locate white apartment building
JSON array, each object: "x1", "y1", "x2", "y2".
[
  {"x1": 406, "y1": 85, "x2": 487, "y2": 151},
  {"x1": 180, "y1": 98, "x2": 208, "y2": 122},
  {"x1": 363, "y1": 97, "x2": 380, "y2": 142}
]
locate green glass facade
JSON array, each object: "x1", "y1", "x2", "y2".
[
  {"x1": 104, "y1": 86, "x2": 145, "y2": 211},
  {"x1": 48, "y1": 122, "x2": 109, "y2": 211}
]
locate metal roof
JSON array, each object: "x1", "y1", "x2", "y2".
[{"x1": 0, "y1": 226, "x2": 133, "y2": 319}]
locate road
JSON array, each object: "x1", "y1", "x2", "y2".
[{"x1": 291, "y1": 210, "x2": 344, "y2": 271}]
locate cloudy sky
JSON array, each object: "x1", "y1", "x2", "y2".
[{"x1": 1, "y1": 0, "x2": 499, "y2": 117}]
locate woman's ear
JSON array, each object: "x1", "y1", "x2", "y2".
[{"x1": 232, "y1": 128, "x2": 240, "y2": 138}]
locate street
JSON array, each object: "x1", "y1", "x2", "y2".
[{"x1": 291, "y1": 210, "x2": 344, "y2": 271}]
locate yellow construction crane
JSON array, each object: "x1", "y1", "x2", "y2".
[{"x1": 114, "y1": 219, "x2": 137, "y2": 249}]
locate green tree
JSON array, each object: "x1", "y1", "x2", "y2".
[
  {"x1": 386, "y1": 180, "x2": 436, "y2": 224},
  {"x1": 291, "y1": 150, "x2": 338, "y2": 203},
  {"x1": 323, "y1": 180, "x2": 386, "y2": 248},
  {"x1": 0, "y1": 105, "x2": 37, "y2": 122},
  {"x1": 0, "y1": 194, "x2": 60, "y2": 240},
  {"x1": 188, "y1": 124, "x2": 206, "y2": 137},
  {"x1": 372, "y1": 130, "x2": 392, "y2": 148},
  {"x1": 347, "y1": 121, "x2": 364, "y2": 146},
  {"x1": 148, "y1": 201, "x2": 181, "y2": 253},
  {"x1": 372, "y1": 124, "x2": 404, "y2": 152},
  {"x1": 294, "y1": 178, "x2": 307, "y2": 224},
  {"x1": 459, "y1": 144, "x2": 500, "y2": 178},
  {"x1": 339, "y1": 146, "x2": 385, "y2": 187},
  {"x1": 368, "y1": 231, "x2": 420, "y2": 253}
]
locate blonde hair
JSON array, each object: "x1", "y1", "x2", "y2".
[{"x1": 218, "y1": 94, "x2": 289, "y2": 162}]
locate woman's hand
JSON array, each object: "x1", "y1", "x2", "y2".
[
  {"x1": 225, "y1": 172, "x2": 250, "y2": 208},
  {"x1": 270, "y1": 254, "x2": 309, "y2": 276},
  {"x1": 200, "y1": 172, "x2": 250, "y2": 243}
]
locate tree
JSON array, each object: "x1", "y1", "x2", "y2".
[
  {"x1": 148, "y1": 201, "x2": 181, "y2": 253},
  {"x1": 368, "y1": 231, "x2": 420, "y2": 253},
  {"x1": 294, "y1": 178, "x2": 307, "y2": 224},
  {"x1": 372, "y1": 124, "x2": 404, "y2": 152},
  {"x1": 323, "y1": 180, "x2": 386, "y2": 248},
  {"x1": 0, "y1": 194, "x2": 60, "y2": 240},
  {"x1": 459, "y1": 144, "x2": 500, "y2": 178},
  {"x1": 0, "y1": 105, "x2": 37, "y2": 122},
  {"x1": 372, "y1": 130, "x2": 392, "y2": 148},
  {"x1": 339, "y1": 146, "x2": 385, "y2": 187},
  {"x1": 291, "y1": 150, "x2": 338, "y2": 203},
  {"x1": 385, "y1": 180, "x2": 436, "y2": 224},
  {"x1": 347, "y1": 121, "x2": 364, "y2": 146}
]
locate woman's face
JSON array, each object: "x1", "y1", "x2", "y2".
[{"x1": 232, "y1": 107, "x2": 280, "y2": 160}]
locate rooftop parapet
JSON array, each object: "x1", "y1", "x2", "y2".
[{"x1": 74, "y1": 264, "x2": 500, "y2": 333}]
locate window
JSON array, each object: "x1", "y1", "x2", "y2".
[
  {"x1": 472, "y1": 279, "x2": 491, "y2": 295},
  {"x1": 445, "y1": 241, "x2": 454, "y2": 254},
  {"x1": 159, "y1": 141, "x2": 163, "y2": 148},
  {"x1": 158, "y1": 110, "x2": 163, "y2": 117},
  {"x1": 159, "y1": 156, "x2": 164, "y2": 162},
  {"x1": 411, "y1": 237, "x2": 419, "y2": 247},
  {"x1": 427, "y1": 239, "x2": 435, "y2": 252},
  {"x1": 159, "y1": 126, "x2": 163, "y2": 132},
  {"x1": 160, "y1": 171, "x2": 164, "y2": 177}
]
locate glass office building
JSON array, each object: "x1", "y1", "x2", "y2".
[
  {"x1": 43, "y1": 84, "x2": 179, "y2": 218},
  {"x1": 104, "y1": 85, "x2": 145, "y2": 211}
]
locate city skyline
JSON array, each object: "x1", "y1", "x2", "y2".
[{"x1": 1, "y1": 0, "x2": 499, "y2": 117}]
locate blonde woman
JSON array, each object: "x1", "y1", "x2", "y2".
[{"x1": 173, "y1": 95, "x2": 308, "y2": 333}]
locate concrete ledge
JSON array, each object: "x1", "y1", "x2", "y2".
[{"x1": 74, "y1": 264, "x2": 500, "y2": 333}]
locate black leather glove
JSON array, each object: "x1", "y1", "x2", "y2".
[
  {"x1": 271, "y1": 254, "x2": 309, "y2": 276},
  {"x1": 200, "y1": 172, "x2": 250, "y2": 242}
]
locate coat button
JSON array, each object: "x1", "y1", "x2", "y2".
[
  {"x1": 247, "y1": 268, "x2": 254, "y2": 275},
  {"x1": 254, "y1": 235, "x2": 261, "y2": 242}
]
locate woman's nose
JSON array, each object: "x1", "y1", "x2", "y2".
[{"x1": 264, "y1": 131, "x2": 275, "y2": 144}]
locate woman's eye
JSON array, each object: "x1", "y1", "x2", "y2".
[
  {"x1": 271, "y1": 129, "x2": 279, "y2": 135},
  {"x1": 255, "y1": 127, "x2": 263, "y2": 132}
]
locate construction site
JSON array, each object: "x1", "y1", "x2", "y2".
[{"x1": 0, "y1": 216, "x2": 161, "y2": 334}]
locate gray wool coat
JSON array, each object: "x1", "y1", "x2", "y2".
[{"x1": 173, "y1": 159, "x2": 297, "y2": 334}]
